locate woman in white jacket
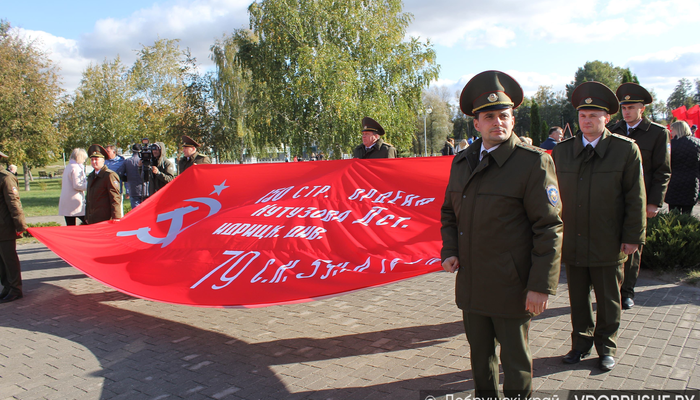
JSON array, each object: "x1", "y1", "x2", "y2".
[{"x1": 58, "y1": 148, "x2": 88, "y2": 226}]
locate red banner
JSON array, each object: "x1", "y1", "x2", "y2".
[
  {"x1": 672, "y1": 105, "x2": 687, "y2": 121},
  {"x1": 29, "y1": 158, "x2": 453, "y2": 307},
  {"x1": 687, "y1": 105, "x2": 700, "y2": 136}
]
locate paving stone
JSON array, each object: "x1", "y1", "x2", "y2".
[{"x1": 1, "y1": 243, "x2": 699, "y2": 399}]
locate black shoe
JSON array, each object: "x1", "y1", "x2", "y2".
[
  {"x1": 562, "y1": 349, "x2": 590, "y2": 364},
  {"x1": 0, "y1": 293, "x2": 23, "y2": 303},
  {"x1": 0, "y1": 287, "x2": 8, "y2": 299},
  {"x1": 622, "y1": 297, "x2": 634, "y2": 310},
  {"x1": 599, "y1": 356, "x2": 615, "y2": 371}
]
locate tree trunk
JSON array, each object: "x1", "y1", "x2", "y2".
[{"x1": 22, "y1": 162, "x2": 31, "y2": 191}]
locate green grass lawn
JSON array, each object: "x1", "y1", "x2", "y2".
[
  {"x1": 17, "y1": 176, "x2": 133, "y2": 217},
  {"x1": 17, "y1": 177, "x2": 63, "y2": 217}
]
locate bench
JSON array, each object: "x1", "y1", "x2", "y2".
[
  {"x1": 55, "y1": 168, "x2": 64, "y2": 177},
  {"x1": 38, "y1": 170, "x2": 48, "y2": 179}
]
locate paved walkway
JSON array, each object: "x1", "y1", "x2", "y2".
[{"x1": 1, "y1": 243, "x2": 699, "y2": 399}]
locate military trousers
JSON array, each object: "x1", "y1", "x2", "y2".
[
  {"x1": 0, "y1": 240, "x2": 22, "y2": 296},
  {"x1": 621, "y1": 247, "x2": 642, "y2": 299},
  {"x1": 566, "y1": 263, "x2": 623, "y2": 357},
  {"x1": 462, "y1": 311, "x2": 532, "y2": 399}
]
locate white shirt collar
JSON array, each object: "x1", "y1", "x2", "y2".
[
  {"x1": 479, "y1": 143, "x2": 500, "y2": 160},
  {"x1": 582, "y1": 135, "x2": 602, "y2": 148},
  {"x1": 628, "y1": 119, "x2": 642, "y2": 130}
]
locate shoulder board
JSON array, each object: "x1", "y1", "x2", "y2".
[
  {"x1": 610, "y1": 133, "x2": 636, "y2": 143},
  {"x1": 382, "y1": 141, "x2": 394, "y2": 147},
  {"x1": 608, "y1": 120, "x2": 624, "y2": 130},
  {"x1": 559, "y1": 136, "x2": 576, "y2": 144},
  {"x1": 648, "y1": 121, "x2": 669, "y2": 131},
  {"x1": 515, "y1": 142, "x2": 544, "y2": 154}
]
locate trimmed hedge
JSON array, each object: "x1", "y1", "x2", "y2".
[
  {"x1": 22, "y1": 222, "x2": 61, "y2": 238},
  {"x1": 642, "y1": 211, "x2": 700, "y2": 271}
]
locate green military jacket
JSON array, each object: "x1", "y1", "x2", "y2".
[
  {"x1": 178, "y1": 152, "x2": 211, "y2": 174},
  {"x1": 86, "y1": 166, "x2": 122, "y2": 224},
  {"x1": 609, "y1": 118, "x2": 671, "y2": 206},
  {"x1": 440, "y1": 133, "x2": 563, "y2": 318},
  {"x1": 352, "y1": 138, "x2": 397, "y2": 159},
  {"x1": 0, "y1": 170, "x2": 27, "y2": 241},
  {"x1": 551, "y1": 131, "x2": 646, "y2": 268}
]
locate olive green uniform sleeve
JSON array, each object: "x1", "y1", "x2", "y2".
[
  {"x1": 647, "y1": 126, "x2": 671, "y2": 206},
  {"x1": 522, "y1": 154, "x2": 563, "y2": 295},
  {"x1": 622, "y1": 143, "x2": 647, "y2": 245}
]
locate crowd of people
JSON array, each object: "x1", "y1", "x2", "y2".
[
  {"x1": 0, "y1": 135, "x2": 211, "y2": 304},
  {"x1": 54, "y1": 135, "x2": 210, "y2": 227},
  {"x1": 1, "y1": 70, "x2": 697, "y2": 398},
  {"x1": 439, "y1": 70, "x2": 671, "y2": 398}
]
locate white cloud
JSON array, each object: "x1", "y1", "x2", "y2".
[
  {"x1": 16, "y1": 29, "x2": 92, "y2": 93},
  {"x1": 626, "y1": 45, "x2": 700, "y2": 101},
  {"x1": 403, "y1": 0, "x2": 692, "y2": 48},
  {"x1": 429, "y1": 70, "x2": 571, "y2": 106},
  {"x1": 80, "y1": 0, "x2": 250, "y2": 63},
  {"x1": 17, "y1": 0, "x2": 252, "y2": 93},
  {"x1": 604, "y1": 0, "x2": 642, "y2": 15},
  {"x1": 504, "y1": 70, "x2": 570, "y2": 97}
]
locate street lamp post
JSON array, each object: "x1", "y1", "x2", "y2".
[{"x1": 423, "y1": 106, "x2": 433, "y2": 157}]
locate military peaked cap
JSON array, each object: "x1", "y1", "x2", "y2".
[
  {"x1": 460, "y1": 70, "x2": 523, "y2": 116},
  {"x1": 361, "y1": 117, "x2": 385, "y2": 136},
  {"x1": 571, "y1": 81, "x2": 619, "y2": 114},
  {"x1": 88, "y1": 144, "x2": 108, "y2": 159},
  {"x1": 182, "y1": 135, "x2": 200, "y2": 148},
  {"x1": 616, "y1": 82, "x2": 653, "y2": 105}
]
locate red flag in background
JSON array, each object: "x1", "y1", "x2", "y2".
[
  {"x1": 29, "y1": 158, "x2": 452, "y2": 308},
  {"x1": 672, "y1": 105, "x2": 688, "y2": 121},
  {"x1": 686, "y1": 105, "x2": 700, "y2": 136}
]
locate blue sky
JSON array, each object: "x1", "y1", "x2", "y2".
[{"x1": 4, "y1": 0, "x2": 700, "y2": 103}]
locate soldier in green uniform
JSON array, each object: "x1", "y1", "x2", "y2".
[
  {"x1": 352, "y1": 117, "x2": 397, "y2": 159},
  {"x1": 608, "y1": 83, "x2": 671, "y2": 310},
  {"x1": 552, "y1": 82, "x2": 646, "y2": 372},
  {"x1": 0, "y1": 150, "x2": 28, "y2": 303},
  {"x1": 86, "y1": 144, "x2": 122, "y2": 224},
  {"x1": 178, "y1": 135, "x2": 211, "y2": 174},
  {"x1": 441, "y1": 70, "x2": 563, "y2": 398}
]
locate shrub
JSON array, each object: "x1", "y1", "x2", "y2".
[
  {"x1": 642, "y1": 211, "x2": 700, "y2": 271},
  {"x1": 22, "y1": 222, "x2": 61, "y2": 238}
]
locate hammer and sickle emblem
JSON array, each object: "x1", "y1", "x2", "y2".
[{"x1": 116, "y1": 197, "x2": 221, "y2": 248}]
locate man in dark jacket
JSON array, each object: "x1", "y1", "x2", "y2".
[
  {"x1": 0, "y1": 150, "x2": 27, "y2": 303},
  {"x1": 552, "y1": 82, "x2": 646, "y2": 372},
  {"x1": 441, "y1": 71, "x2": 563, "y2": 398},
  {"x1": 540, "y1": 126, "x2": 563, "y2": 150},
  {"x1": 441, "y1": 137, "x2": 456, "y2": 155},
  {"x1": 608, "y1": 83, "x2": 671, "y2": 310},
  {"x1": 178, "y1": 135, "x2": 211, "y2": 174},
  {"x1": 141, "y1": 142, "x2": 175, "y2": 198},
  {"x1": 86, "y1": 145, "x2": 122, "y2": 224},
  {"x1": 352, "y1": 117, "x2": 398, "y2": 159},
  {"x1": 124, "y1": 144, "x2": 144, "y2": 208}
]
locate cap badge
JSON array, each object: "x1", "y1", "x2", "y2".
[
  {"x1": 487, "y1": 93, "x2": 498, "y2": 102},
  {"x1": 585, "y1": 98, "x2": 593, "y2": 104},
  {"x1": 363, "y1": 126, "x2": 368, "y2": 130}
]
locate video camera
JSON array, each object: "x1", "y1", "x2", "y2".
[{"x1": 139, "y1": 141, "x2": 160, "y2": 167}]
